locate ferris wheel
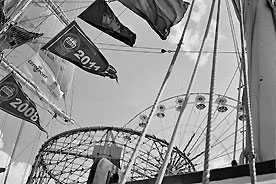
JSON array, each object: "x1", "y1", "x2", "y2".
[{"x1": 123, "y1": 92, "x2": 246, "y2": 171}]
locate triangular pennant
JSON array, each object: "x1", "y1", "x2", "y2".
[
  {"x1": 41, "y1": 20, "x2": 118, "y2": 80},
  {"x1": 0, "y1": 24, "x2": 43, "y2": 50},
  {"x1": 78, "y1": 0, "x2": 136, "y2": 47},
  {"x1": 0, "y1": 73, "x2": 46, "y2": 133},
  {"x1": 0, "y1": 1, "x2": 7, "y2": 27},
  {"x1": 118, "y1": 0, "x2": 189, "y2": 40}
]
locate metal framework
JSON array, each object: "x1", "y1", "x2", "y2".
[{"x1": 26, "y1": 126, "x2": 195, "y2": 183}]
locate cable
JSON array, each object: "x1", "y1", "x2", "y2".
[{"x1": 202, "y1": 0, "x2": 220, "y2": 183}]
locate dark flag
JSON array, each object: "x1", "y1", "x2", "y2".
[
  {"x1": 78, "y1": 0, "x2": 136, "y2": 47},
  {"x1": 0, "y1": 25, "x2": 43, "y2": 50},
  {"x1": 117, "y1": 0, "x2": 189, "y2": 40},
  {"x1": 0, "y1": 0, "x2": 7, "y2": 27},
  {"x1": 267, "y1": 0, "x2": 276, "y2": 30},
  {"x1": 0, "y1": 167, "x2": 5, "y2": 173},
  {"x1": 231, "y1": 0, "x2": 241, "y2": 21},
  {"x1": 41, "y1": 20, "x2": 118, "y2": 80},
  {"x1": 0, "y1": 73, "x2": 46, "y2": 133}
]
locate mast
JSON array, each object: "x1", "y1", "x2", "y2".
[{"x1": 243, "y1": 0, "x2": 276, "y2": 162}]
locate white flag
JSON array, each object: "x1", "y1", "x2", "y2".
[
  {"x1": 38, "y1": 50, "x2": 75, "y2": 96},
  {"x1": 19, "y1": 53, "x2": 64, "y2": 100}
]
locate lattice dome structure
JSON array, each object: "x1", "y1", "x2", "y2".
[{"x1": 26, "y1": 126, "x2": 195, "y2": 183}]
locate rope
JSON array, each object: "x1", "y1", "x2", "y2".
[
  {"x1": 237, "y1": 0, "x2": 257, "y2": 183},
  {"x1": 202, "y1": 0, "x2": 221, "y2": 183},
  {"x1": 232, "y1": 69, "x2": 242, "y2": 163}
]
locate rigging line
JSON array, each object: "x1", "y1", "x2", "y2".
[
  {"x1": 17, "y1": 4, "x2": 88, "y2": 28},
  {"x1": 219, "y1": 0, "x2": 244, "y2": 100},
  {"x1": 188, "y1": 107, "x2": 222, "y2": 155},
  {"x1": 192, "y1": 111, "x2": 235, "y2": 154},
  {"x1": 187, "y1": 111, "x2": 209, "y2": 154},
  {"x1": 3, "y1": 121, "x2": 25, "y2": 184},
  {"x1": 100, "y1": 48, "x2": 241, "y2": 54},
  {"x1": 21, "y1": 131, "x2": 41, "y2": 184},
  {"x1": 72, "y1": 0, "x2": 81, "y2": 18},
  {"x1": 191, "y1": 107, "x2": 208, "y2": 134},
  {"x1": 233, "y1": 68, "x2": 243, "y2": 162},
  {"x1": 238, "y1": 0, "x2": 257, "y2": 183},
  {"x1": 34, "y1": 37, "x2": 240, "y2": 54},
  {"x1": 212, "y1": 107, "x2": 236, "y2": 131},
  {"x1": 196, "y1": 144, "x2": 244, "y2": 169},
  {"x1": 202, "y1": 0, "x2": 221, "y2": 183},
  {"x1": 196, "y1": 146, "x2": 244, "y2": 167},
  {"x1": 188, "y1": 103, "x2": 237, "y2": 155},
  {"x1": 0, "y1": 113, "x2": 8, "y2": 131},
  {"x1": 7, "y1": 131, "x2": 40, "y2": 169},
  {"x1": 225, "y1": 0, "x2": 241, "y2": 61},
  {"x1": 212, "y1": 125, "x2": 243, "y2": 149},
  {"x1": 179, "y1": 102, "x2": 196, "y2": 148},
  {"x1": 222, "y1": 65, "x2": 239, "y2": 97},
  {"x1": 211, "y1": 122, "x2": 236, "y2": 153},
  {"x1": 190, "y1": 100, "x2": 236, "y2": 155}
]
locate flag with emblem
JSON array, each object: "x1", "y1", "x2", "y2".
[
  {"x1": 19, "y1": 53, "x2": 64, "y2": 100},
  {"x1": 41, "y1": 20, "x2": 118, "y2": 81},
  {"x1": 117, "y1": 0, "x2": 189, "y2": 40},
  {"x1": 0, "y1": 25, "x2": 43, "y2": 50},
  {"x1": 0, "y1": 73, "x2": 46, "y2": 133},
  {"x1": 78, "y1": 0, "x2": 136, "y2": 47}
]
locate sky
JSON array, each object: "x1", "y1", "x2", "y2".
[{"x1": 0, "y1": 0, "x2": 244, "y2": 183}]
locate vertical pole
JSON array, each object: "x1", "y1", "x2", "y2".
[
  {"x1": 3, "y1": 121, "x2": 25, "y2": 184},
  {"x1": 238, "y1": 0, "x2": 257, "y2": 183}
]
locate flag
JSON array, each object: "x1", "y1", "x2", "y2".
[
  {"x1": 41, "y1": 20, "x2": 118, "y2": 80},
  {"x1": 28, "y1": 43, "x2": 75, "y2": 96},
  {"x1": 117, "y1": 0, "x2": 189, "y2": 40},
  {"x1": 0, "y1": 73, "x2": 46, "y2": 133},
  {"x1": 19, "y1": 53, "x2": 64, "y2": 100},
  {"x1": 231, "y1": 0, "x2": 241, "y2": 21},
  {"x1": 0, "y1": 167, "x2": 5, "y2": 173},
  {"x1": 78, "y1": 0, "x2": 136, "y2": 47},
  {"x1": 267, "y1": 0, "x2": 276, "y2": 29},
  {"x1": 0, "y1": 1, "x2": 7, "y2": 27},
  {"x1": 0, "y1": 25, "x2": 43, "y2": 50},
  {"x1": 37, "y1": 50, "x2": 75, "y2": 96}
]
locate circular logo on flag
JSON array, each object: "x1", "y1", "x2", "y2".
[
  {"x1": 0, "y1": 82, "x2": 18, "y2": 102},
  {"x1": 61, "y1": 33, "x2": 80, "y2": 51}
]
